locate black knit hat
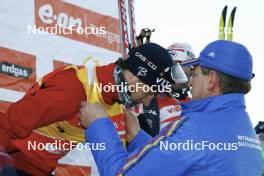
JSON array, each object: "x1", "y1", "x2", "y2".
[{"x1": 122, "y1": 43, "x2": 173, "y2": 88}]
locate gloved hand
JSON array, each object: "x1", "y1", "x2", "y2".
[{"x1": 136, "y1": 28, "x2": 155, "y2": 46}]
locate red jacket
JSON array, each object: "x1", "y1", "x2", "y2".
[
  {"x1": 0, "y1": 63, "x2": 122, "y2": 175},
  {"x1": 157, "y1": 95, "x2": 191, "y2": 129}
]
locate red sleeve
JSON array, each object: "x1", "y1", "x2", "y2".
[{"x1": 0, "y1": 68, "x2": 86, "y2": 149}]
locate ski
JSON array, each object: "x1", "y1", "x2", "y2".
[
  {"x1": 218, "y1": 5, "x2": 237, "y2": 41},
  {"x1": 227, "y1": 7, "x2": 237, "y2": 41},
  {"x1": 118, "y1": 0, "x2": 130, "y2": 60},
  {"x1": 218, "y1": 5, "x2": 227, "y2": 40},
  {"x1": 127, "y1": 0, "x2": 137, "y2": 48}
]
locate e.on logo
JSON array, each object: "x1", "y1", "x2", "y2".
[{"x1": 34, "y1": 0, "x2": 121, "y2": 53}]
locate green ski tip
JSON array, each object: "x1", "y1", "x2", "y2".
[{"x1": 218, "y1": 5, "x2": 228, "y2": 40}]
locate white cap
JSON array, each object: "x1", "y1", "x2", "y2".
[{"x1": 167, "y1": 43, "x2": 195, "y2": 62}]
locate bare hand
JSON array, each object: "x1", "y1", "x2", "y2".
[
  {"x1": 123, "y1": 108, "x2": 141, "y2": 143},
  {"x1": 79, "y1": 101, "x2": 107, "y2": 128}
]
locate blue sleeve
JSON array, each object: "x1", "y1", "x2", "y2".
[
  {"x1": 127, "y1": 130, "x2": 151, "y2": 153},
  {"x1": 86, "y1": 118, "x2": 128, "y2": 176},
  {"x1": 86, "y1": 117, "x2": 205, "y2": 176}
]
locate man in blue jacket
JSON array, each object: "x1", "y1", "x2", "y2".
[{"x1": 79, "y1": 40, "x2": 263, "y2": 175}]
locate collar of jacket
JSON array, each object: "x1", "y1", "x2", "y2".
[
  {"x1": 96, "y1": 63, "x2": 119, "y2": 105},
  {"x1": 180, "y1": 93, "x2": 246, "y2": 114}
]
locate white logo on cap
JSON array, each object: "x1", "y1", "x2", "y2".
[
  {"x1": 156, "y1": 77, "x2": 170, "y2": 86},
  {"x1": 135, "y1": 52, "x2": 157, "y2": 70},
  {"x1": 137, "y1": 67, "x2": 148, "y2": 77},
  {"x1": 208, "y1": 52, "x2": 215, "y2": 58}
]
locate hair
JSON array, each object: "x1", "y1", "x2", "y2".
[
  {"x1": 200, "y1": 67, "x2": 251, "y2": 94},
  {"x1": 117, "y1": 58, "x2": 128, "y2": 69}
]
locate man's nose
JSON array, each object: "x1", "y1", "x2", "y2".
[{"x1": 142, "y1": 95, "x2": 154, "y2": 106}]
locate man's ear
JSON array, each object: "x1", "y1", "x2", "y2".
[{"x1": 207, "y1": 71, "x2": 220, "y2": 90}]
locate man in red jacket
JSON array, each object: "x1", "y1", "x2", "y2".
[{"x1": 0, "y1": 43, "x2": 188, "y2": 175}]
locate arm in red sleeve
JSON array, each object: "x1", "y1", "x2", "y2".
[{"x1": 0, "y1": 68, "x2": 86, "y2": 149}]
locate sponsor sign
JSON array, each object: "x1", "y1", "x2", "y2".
[{"x1": 0, "y1": 47, "x2": 36, "y2": 92}]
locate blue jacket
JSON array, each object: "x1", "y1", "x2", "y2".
[{"x1": 86, "y1": 93, "x2": 263, "y2": 175}]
